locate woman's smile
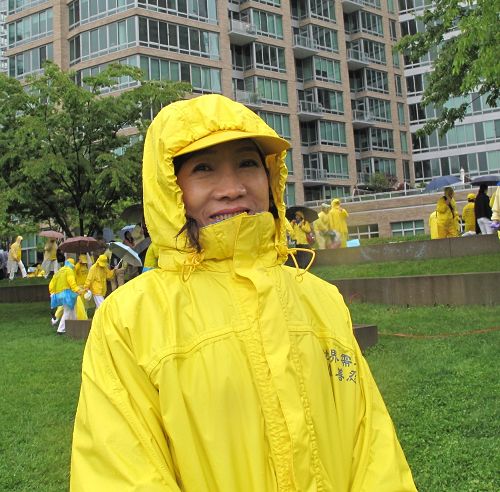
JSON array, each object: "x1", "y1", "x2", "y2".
[{"x1": 175, "y1": 140, "x2": 270, "y2": 227}]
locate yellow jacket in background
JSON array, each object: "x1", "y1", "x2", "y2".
[
  {"x1": 290, "y1": 219, "x2": 311, "y2": 245},
  {"x1": 43, "y1": 240, "x2": 58, "y2": 261},
  {"x1": 436, "y1": 196, "x2": 459, "y2": 238},
  {"x1": 8, "y1": 236, "x2": 22, "y2": 262},
  {"x1": 49, "y1": 265, "x2": 79, "y2": 295},
  {"x1": 74, "y1": 262, "x2": 89, "y2": 287},
  {"x1": 71, "y1": 95, "x2": 416, "y2": 492},
  {"x1": 84, "y1": 263, "x2": 114, "y2": 296},
  {"x1": 429, "y1": 211, "x2": 439, "y2": 239},
  {"x1": 461, "y1": 201, "x2": 476, "y2": 233},
  {"x1": 328, "y1": 200, "x2": 349, "y2": 247}
]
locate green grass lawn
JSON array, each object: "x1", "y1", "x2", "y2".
[
  {"x1": 312, "y1": 252, "x2": 500, "y2": 279},
  {"x1": 1, "y1": 301, "x2": 499, "y2": 491}
]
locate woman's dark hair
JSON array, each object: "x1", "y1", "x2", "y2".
[{"x1": 173, "y1": 139, "x2": 278, "y2": 252}]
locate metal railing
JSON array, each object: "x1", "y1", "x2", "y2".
[
  {"x1": 352, "y1": 109, "x2": 375, "y2": 122},
  {"x1": 293, "y1": 34, "x2": 318, "y2": 50},
  {"x1": 230, "y1": 19, "x2": 256, "y2": 35},
  {"x1": 298, "y1": 100, "x2": 323, "y2": 113},
  {"x1": 234, "y1": 89, "x2": 261, "y2": 105},
  {"x1": 347, "y1": 49, "x2": 369, "y2": 63}
]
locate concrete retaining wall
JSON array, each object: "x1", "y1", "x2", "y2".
[
  {"x1": 332, "y1": 272, "x2": 500, "y2": 306},
  {"x1": 0, "y1": 283, "x2": 48, "y2": 302},
  {"x1": 315, "y1": 234, "x2": 500, "y2": 266}
]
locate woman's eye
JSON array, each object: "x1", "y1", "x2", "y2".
[
  {"x1": 240, "y1": 159, "x2": 259, "y2": 168},
  {"x1": 192, "y1": 163, "x2": 211, "y2": 173}
]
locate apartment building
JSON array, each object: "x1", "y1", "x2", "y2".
[
  {"x1": 0, "y1": 0, "x2": 7, "y2": 73},
  {"x1": 6, "y1": 0, "x2": 412, "y2": 207},
  {"x1": 398, "y1": 0, "x2": 500, "y2": 185}
]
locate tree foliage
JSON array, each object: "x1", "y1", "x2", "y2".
[
  {"x1": 0, "y1": 62, "x2": 191, "y2": 237},
  {"x1": 397, "y1": 0, "x2": 499, "y2": 136}
]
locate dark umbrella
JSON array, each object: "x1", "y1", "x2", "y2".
[
  {"x1": 471, "y1": 175, "x2": 500, "y2": 187},
  {"x1": 424, "y1": 175, "x2": 462, "y2": 193},
  {"x1": 285, "y1": 206, "x2": 318, "y2": 223},
  {"x1": 121, "y1": 204, "x2": 143, "y2": 223},
  {"x1": 59, "y1": 236, "x2": 100, "y2": 254},
  {"x1": 39, "y1": 230, "x2": 64, "y2": 240}
]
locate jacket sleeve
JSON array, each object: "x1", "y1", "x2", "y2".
[
  {"x1": 71, "y1": 303, "x2": 181, "y2": 491},
  {"x1": 83, "y1": 268, "x2": 93, "y2": 290},
  {"x1": 67, "y1": 271, "x2": 80, "y2": 293},
  {"x1": 350, "y1": 345, "x2": 417, "y2": 491},
  {"x1": 435, "y1": 197, "x2": 448, "y2": 214},
  {"x1": 492, "y1": 189, "x2": 500, "y2": 221}
]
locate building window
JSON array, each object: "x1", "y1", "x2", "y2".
[
  {"x1": 246, "y1": 76, "x2": 288, "y2": 105},
  {"x1": 8, "y1": 8, "x2": 53, "y2": 47},
  {"x1": 139, "y1": 55, "x2": 221, "y2": 93},
  {"x1": 285, "y1": 150, "x2": 293, "y2": 175},
  {"x1": 69, "y1": 0, "x2": 136, "y2": 29},
  {"x1": 21, "y1": 233, "x2": 38, "y2": 266},
  {"x1": 400, "y1": 131, "x2": 409, "y2": 153},
  {"x1": 391, "y1": 220, "x2": 425, "y2": 237},
  {"x1": 9, "y1": 43, "x2": 53, "y2": 78},
  {"x1": 285, "y1": 182, "x2": 295, "y2": 206},
  {"x1": 245, "y1": 42, "x2": 286, "y2": 72},
  {"x1": 296, "y1": 57, "x2": 341, "y2": 84},
  {"x1": 395, "y1": 75, "x2": 403, "y2": 96},
  {"x1": 303, "y1": 152, "x2": 349, "y2": 180},
  {"x1": 398, "y1": 103, "x2": 405, "y2": 124},
  {"x1": 389, "y1": 20, "x2": 397, "y2": 41},
  {"x1": 248, "y1": 9, "x2": 283, "y2": 39},
  {"x1": 348, "y1": 224, "x2": 379, "y2": 240},
  {"x1": 348, "y1": 38, "x2": 386, "y2": 65},
  {"x1": 257, "y1": 111, "x2": 291, "y2": 139},
  {"x1": 319, "y1": 121, "x2": 347, "y2": 146},
  {"x1": 8, "y1": 0, "x2": 48, "y2": 15},
  {"x1": 137, "y1": 0, "x2": 218, "y2": 23}
]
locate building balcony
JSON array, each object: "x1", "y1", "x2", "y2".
[
  {"x1": 352, "y1": 110, "x2": 376, "y2": 128},
  {"x1": 297, "y1": 100, "x2": 324, "y2": 121},
  {"x1": 303, "y1": 168, "x2": 330, "y2": 183},
  {"x1": 234, "y1": 90, "x2": 262, "y2": 108},
  {"x1": 293, "y1": 35, "x2": 319, "y2": 59},
  {"x1": 341, "y1": 0, "x2": 363, "y2": 13},
  {"x1": 228, "y1": 19, "x2": 257, "y2": 46},
  {"x1": 346, "y1": 49, "x2": 370, "y2": 70}
]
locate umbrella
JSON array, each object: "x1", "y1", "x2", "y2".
[
  {"x1": 59, "y1": 236, "x2": 100, "y2": 254},
  {"x1": 134, "y1": 237, "x2": 151, "y2": 255},
  {"x1": 109, "y1": 242, "x2": 142, "y2": 267},
  {"x1": 471, "y1": 175, "x2": 500, "y2": 187},
  {"x1": 424, "y1": 175, "x2": 462, "y2": 193},
  {"x1": 120, "y1": 224, "x2": 136, "y2": 238},
  {"x1": 285, "y1": 206, "x2": 318, "y2": 223},
  {"x1": 121, "y1": 204, "x2": 143, "y2": 223},
  {"x1": 39, "y1": 230, "x2": 64, "y2": 240}
]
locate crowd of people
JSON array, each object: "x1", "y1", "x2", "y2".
[{"x1": 430, "y1": 184, "x2": 500, "y2": 239}]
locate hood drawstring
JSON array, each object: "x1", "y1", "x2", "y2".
[
  {"x1": 181, "y1": 251, "x2": 205, "y2": 282},
  {"x1": 285, "y1": 247, "x2": 316, "y2": 281}
]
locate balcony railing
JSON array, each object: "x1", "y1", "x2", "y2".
[
  {"x1": 234, "y1": 90, "x2": 261, "y2": 106},
  {"x1": 304, "y1": 168, "x2": 349, "y2": 181},
  {"x1": 346, "y1": 49, "x2": 370, "y2": 69},
  {"x1": 229, "y1": 19, "x2": 257, "y2": 45}
]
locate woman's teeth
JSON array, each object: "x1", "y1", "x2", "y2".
[{"x1": 210, "y1": 211, "x2": 253, "y2": 223}]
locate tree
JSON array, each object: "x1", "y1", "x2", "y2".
[
  {"x1": 397, "y1": 0, "x2": 499, "y2": 136},
  {"x1": 0, "y1": 62, "x2": 191, "y2": 237},
  {"x1": 368, "y1": 172, "x2": 397, "y2": 192}
]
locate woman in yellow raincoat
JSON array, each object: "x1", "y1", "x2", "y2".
[
  {"x1": 7, "y1": 235, "x2": 27, "y2": 280},
  {"x1": 328, "y1": 198, "x2": 349, "y2": 247},
  {"x1": 435, "y1": 186, "x2": 459, "y2": 238},
  {"x1": 83, "y1": 254, "x2": 115, "y2": 309},
  {"x1": 461, "y1": 193, "x2": 476, "y2": 235},
  {"x1": 71, "y1": 95, "x2": 416, "y2": 491},
  {"x1": 41, "y1": 238, "x2": 59, "y2": 278}
]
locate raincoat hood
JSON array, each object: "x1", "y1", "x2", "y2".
[
  {"x1": 16, "y1": 236, "x2": 23, "y2": 244},
  {"x1": 97, "y1": 254, "x2": 108, "y2": 266},
  {"x1": 65, "y1": 258, "x2": 75, "y2": 269},
  {"x1": 331, "y1": 198, "x2": 341, "y2": 207},
  {"x1": 142, "y1": 94, "x2": 291, "y2": 269},
  {"x1": 467, "y1": 193, "x2": 476, "y2": 201}
]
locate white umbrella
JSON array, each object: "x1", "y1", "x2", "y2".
[{"x1": 109, "y1": 242, "x2": 142, "y2": 267}]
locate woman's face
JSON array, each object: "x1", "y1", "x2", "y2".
[{"x1": 176, "y1": 140, "x2": 270, "y2": 227}]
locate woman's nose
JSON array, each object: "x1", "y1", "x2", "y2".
[{"x1": 213, "y1": 169, "x2": 246, "y2": 199}]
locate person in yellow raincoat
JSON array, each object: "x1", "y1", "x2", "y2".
[
  {"x1": 328, "y1": 198, "x2": 349, "y2": 247},
  {"x1": 429, "y1": 210, "x2": 439, "y2": 239},
  {"x1": 41, "y1": 238, "x2": 59, "y2": 278},
  {"x1": 71, "y1": 94, "x2": 416, "y2": 491},
  {"x1": 461, "y1": 193, "x2": 476, "y2": 235},
  {"x1": 435, "y1": 186, "x2": 459, "y2": 238},
  {"x1": 7, "y1": 235, "x2": 27, "y2": 280},
  {"x1": 83, "y1": 254, "x2": 115, "y2": 309},
  {"x1": 313, "y1": 203, "x2": 331, "y2": 249},
  {"x1": 142, "y1": 242, "x2": 159, "y2": 272},
  {"x1": 49, "y1": 258, "x2": 82, "y2": 334},
  {"x1": 290, "y1": 210, "x2": 312, "y2": 268}
]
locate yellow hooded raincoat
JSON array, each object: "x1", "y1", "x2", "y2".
[
  {"x1": 71, "y1": 95, "x2": 416, "y2": 491},
  {"x1": 328, "y1": 199, "x2": 349, "y2": 247}
]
